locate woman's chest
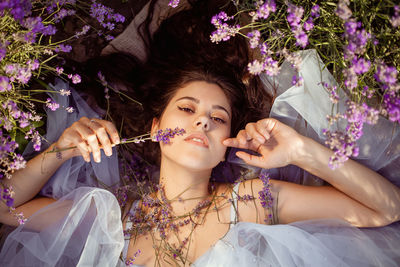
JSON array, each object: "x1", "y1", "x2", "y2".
[{"x1": 124, "y1": 204, "x2": 232, "y2": 266}]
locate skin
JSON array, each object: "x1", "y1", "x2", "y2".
[{"x1": 1, "y1": 81, "x2": 400, "y2": 266}]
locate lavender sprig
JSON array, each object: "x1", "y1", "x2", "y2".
[
  {"x1": 46, "y1": 127, "x2": 186, "y2": 159},
  {"x1": 258, "y1": 172, "x2": 274, "y2": 224}
]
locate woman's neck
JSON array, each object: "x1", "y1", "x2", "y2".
[{"x1": 158, "y1": 157, "x2": 212, "y2": 214}]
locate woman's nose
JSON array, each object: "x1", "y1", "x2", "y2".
[{"x1": 194, "y1": 115, "x2": 210, "y2": 131}]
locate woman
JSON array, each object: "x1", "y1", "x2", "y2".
[{"x1": 1, "y1": 0, "x2": 400, "y2": 266}]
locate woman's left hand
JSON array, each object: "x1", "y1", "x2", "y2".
[{"x1": 222, "y1": 118, "x2": 304, "y2": 169}]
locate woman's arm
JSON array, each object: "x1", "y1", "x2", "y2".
[
  {"x1": 223, "y1": 118, "x2": 400, "y2": 227},
  {"x1": 0, "y1": 117, "x2": 120, "y2": 225}
]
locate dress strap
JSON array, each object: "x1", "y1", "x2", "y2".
[
  {"x1": 229, "y1": 182, "x2": 240, "y2": 229},
  {"x1": 122, "y1": 200, "x2": 139, "y2": 261}
]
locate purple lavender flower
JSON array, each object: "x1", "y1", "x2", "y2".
[
  {"x1": 126, "y1": 249, "x2": 141, "y2": 266},
  {"x1": 9, "y1": 154, "x2": 26, "y2": 170},
  {"x1": 323, "y1": 129, "x2": 358, "y2": 169},
  {"x1": 45, "y1": 98, "x2": 60, "y2": 111},
  {"x1": 42, "y1": 25, "x2": 57, "y2": 36},
  {"x1": 247, "y1": 60, "x2": 264, "y2": 75},
  {"x1": 258, "y1": 172, "x2": 273, "y2": 222},
  {"x1": 324, "y1": 100, "x2": 379, "y2": 169},
  {"x1": 343, "y1": 67, "x2": 358, "y2": 90},
  {"x1": 375, "y1": 61, "x2": 398, "y2": 85},
  {"x1": 56, "y1": 66, "x2": 64, "y2": 75},
  {"x1": 168, "y1": 0, "x2": 180, "y2": 8},
  {"x1": 59, "y1": 89, "x2": 71, "y2": 96},
  {"x1": 67, "y1": 74, "x2": 81, "y2": 84},
  {"x1": 352, "y1": 57, "x2": 371, "y2": 75},
  {"x1": 0, "y1": 76, "x2": 12, "y2": 92},
  {"x1": 55, "y1": 44, "x2": 72, "y2": 53},
  {"x1": 303, "y1": 18, "x2": 314, "y2": 31},
  {"x1": 344, "y1": 20, "x2": 359, "y2": 35},
  {"x1": 6, "y1": 64, "x2": 33, "y2": 84},
  {"x1": 19, "y1": 112, "x2": 30, "y2": 128},
  {"x1": 287, "y1": 3, "x2": 304, "y2": 29},
  {"x1": 291, "y1": 74, "x2": 304, "y2": 87},
  {"x1": 210, "y1": 11, "x2": 240, "y2": 43},
  {"x1": 322, "y1": 83, "x2": 340, "y2": 104},
  {"x1": 294, "y1": 28, "x2": 308, "y2": 48},
  {"x1": 27, "y1": 59, "x2": 39, "y2": 71},
  {"x1": 22, "y1": 16, "x2": 45, "y2": 33},
  {"x1": 263, "y1": 56, "x2": 280, "y2": 76},
  {"x1": 32, "y1": 131, "x2": 41, "y2": 151},
  {"x1": 0, "y1": 0, "x2": 32, "y2": 22},
  {"x1": 335, "y1": 0, "x2": 352, "y2": 20},
  {"x1": 247, "y1": 30, "x2": 261, "y2": 49},
  {"x1": 75, "y1": 25, "x2": 90, "y2": 38},
  {"x1": 252, "y1": 0, "x2": 276, "y2": 21},
  {"x1": 1, "y1": 186, "x2": 15, "y2": 207},
  {"x1": 311, "y1": 4, "x2": 320, "y2": 18},
  {"x1": 97, "y1": 71, "x2": 108, "y2": 87},
  {"x1": 390, "y1": 5, "x2": 400, "y2": 27},
  {"x1": 113, "y1": 14, "x2": 125, "y2": 23},
  {"x1": 105, "y1": 35, "x2": 114, "y2": 41},
  {"x1": 54, "y1": 8, "x2": 72, "y2": 22},
  {"x1": 286, "y1": 3, "x2": 309, "y2": 48},
  {"x1": 152, "y1": 127, "x2": 186, "y2": 144},
  {"x1": 89, "y1": 2, "x2": 125, "y2": 32}
]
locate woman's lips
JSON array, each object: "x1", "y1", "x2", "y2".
[{"x1": 184, "y1": 133, "x2": 209, "y2": 148}]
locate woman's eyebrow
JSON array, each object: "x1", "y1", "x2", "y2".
[{"x1": 175, "y1": 96, "x2": 231, "y2": 118}]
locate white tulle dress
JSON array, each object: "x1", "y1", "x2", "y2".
[{"x1": 1, "y1": 50, "x2": 399, "y2": 267}]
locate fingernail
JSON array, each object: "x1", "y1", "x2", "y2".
[{"x1": 257, "y1": 137, "x2": 264, "y2": 143}]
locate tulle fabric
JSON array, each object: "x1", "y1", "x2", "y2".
[
  {"x1": 193, "y1": 221, "x2": 400, "y2": 267},
  {"x1": 0, "y1": 187, "x2": 124, "y2": 267}
]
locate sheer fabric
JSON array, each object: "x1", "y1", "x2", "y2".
[
  {"x1": 193, "y1": 221, "x2": 400, "y2": 267},
  {"x1": 1, "y1": 51, "x2": 399, "y2": 266},
  {"x1": 0, "y1": 187, "x2": 124, "y2": 266}
]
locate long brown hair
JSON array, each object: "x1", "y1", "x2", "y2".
[{"x1": 79, "y1": 0, "x2": 272, "y2": 172}]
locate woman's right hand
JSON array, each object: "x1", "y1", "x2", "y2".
[{"x1": 54, "y1": 117, "x2": 120, "y2": 163}]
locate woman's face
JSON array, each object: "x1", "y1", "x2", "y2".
[{"x1": 152, "y1": 81, "x2": 232, "y2": 171}]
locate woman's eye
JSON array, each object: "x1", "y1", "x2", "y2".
[
  {"x1": 178, "y1": 106, "x2": 194, "y2": 113},
  {"x1": 212, "y1": 117, "x2": 226, "y2": 124}
]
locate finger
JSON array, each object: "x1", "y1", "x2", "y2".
[
  {"x1": 237, "y1": 129, "x2": 252, "y2": 146},
  {"x1": 245, "y1": 123, "x2": 266, "y2": 144},
  {"x1": 76, "y1": 140, "x2": 91, "y2": 162},
  {"x1": 258, "y1": 118, "x2": 278, "y2": 138},
  {"x1": 93, "y1": 119, "x2": 120, "y2": 145},
  {"x1": 88, "y1": 120, "x2": 113, "y2": 156},
  {"x1": 222, "y1": 137, "x2": 240, "y2": 148},
  {"x1": 256, "y1": 120, "x2": 271, "y2": 140},
  {"x1": 223, "y1": 130, "x2": 251, "y2": 149},
  {"x1": 74, "y1": 122, "x2": 102, "y2": 163},
  {"x1": 63, "y1": 130, "x2": 91, "y2": 162},
  {"x1": 235, "y1": 151, "x2": 266, "y2": 169}
]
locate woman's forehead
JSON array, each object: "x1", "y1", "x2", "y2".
[{"x1": 171, "y1": 81, "x2": 231, "y2": 110}]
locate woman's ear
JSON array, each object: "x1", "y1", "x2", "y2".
[{"x1": 151, "y1": 118, "x2": 159, "y2": 137}]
